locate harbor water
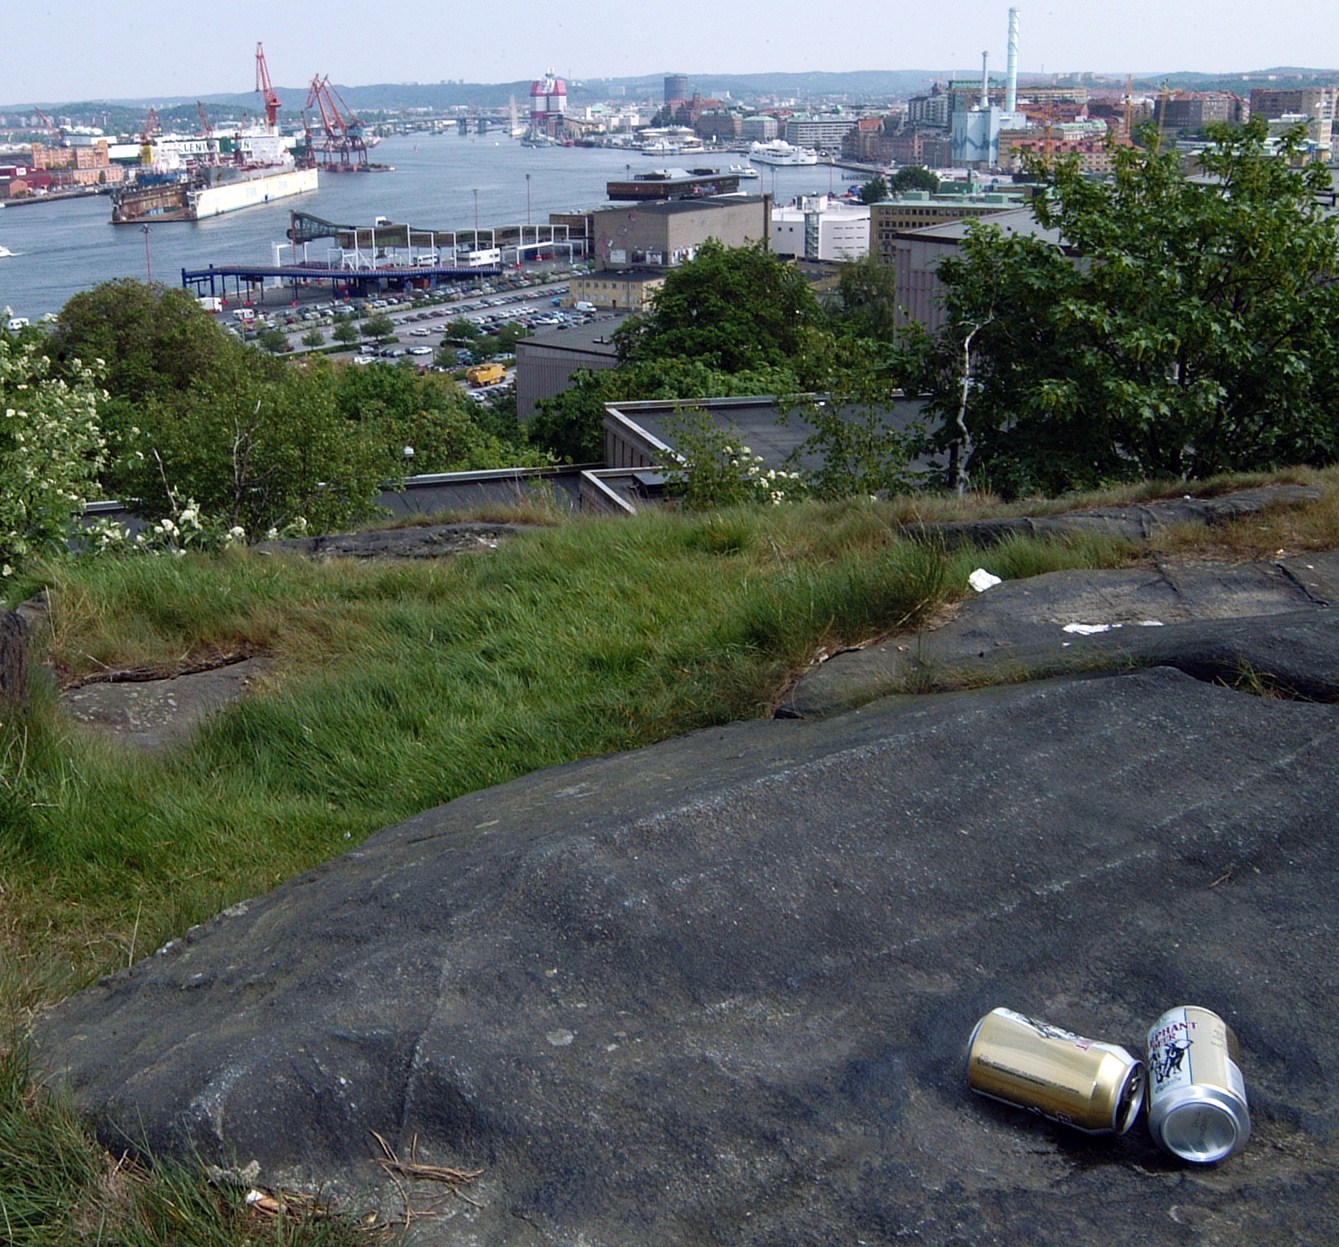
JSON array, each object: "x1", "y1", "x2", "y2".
[{"x1": 0, "y1": 134, "x2": 861, "y2": 320}]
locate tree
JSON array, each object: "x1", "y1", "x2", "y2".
[
  {"x1": 301, "y1": 327, "x2": 326, "y2": 349},
  {"x1": 614, "y1": 240, "x2": 827, "y2": 381},
  {"x1": 50, "y1": 280, "x2": 239, "y2": 404},
  {"x1": 256, "y1": 327, "x2": 290, "y2": 354},
  {"x1": 828, "y1": 253, "x2": 903, "y2": 344},
  {"x1": 858, "y1": 176, "x2": 888, "y2": 205},
  {"x1": 110, "y1": 354, "x2": 389, "y2": 536},
  {"x1": 362, "y1": 313, "x2": 395, "y2": 340},
  {"x1": 889, "y1": 166, "x2": 940, "y2": 195},
  {"x1": 927, "y1": 119, "x2": 1339, "y2": 495},
  {"x1": 0, "y1": 336, "x2": 106, "y2": 577},
  {"x1": 332, "y1": 321, "x2": 361, "y2": 347}
]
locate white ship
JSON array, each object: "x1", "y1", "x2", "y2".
[{"x1": 748, "y1": 140, "x2": 820, "y2": 166}]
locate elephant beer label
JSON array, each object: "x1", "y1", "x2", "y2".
[{"x1": 1147, "y1": 1005, "x2": 1250, "y2": 1162}]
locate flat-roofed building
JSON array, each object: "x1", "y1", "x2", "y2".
[
  {"x1": 569, "y1": 267, "x2": 666, "y2": 312},
  {"x1": 771, "y1": 195, "x2": 869, "y2": 262},
  {"x1": 871, "y1": 190, "x2": 1028, "y2": 266},
  {"x1": 592, "y1": 196, "x2": 767, "y2": 270}
]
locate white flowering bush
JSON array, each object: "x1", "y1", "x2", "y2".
[
  {"x1": 84, "y1": 493, "x2": 308, "y2": 558},
  {"x1": 0, "y1": 332, "x2": 107, "y2": 578},
  {"x1": 665, "y1": 411, "x2": 806, "y2": 511}
]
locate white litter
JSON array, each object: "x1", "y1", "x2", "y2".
[
  {"x1": 969, "y1": 568, "x2": 1002, "y2": 592},
  {"x1": 1062, "y1": 619, "x2": 1166, "y2": 635}
]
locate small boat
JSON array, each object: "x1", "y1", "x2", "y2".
[
  {"x1": 0, "y1": 244, "x2": 15, "y2": 258},
  {"x1": 728, "y1": 164, "x2": 760, "y2": 179}
]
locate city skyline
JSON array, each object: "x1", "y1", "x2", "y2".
[{"x1": 5, "y1": 0, "x2": 1336, "y2": 107}]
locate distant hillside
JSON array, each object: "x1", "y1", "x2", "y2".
[{"x1": 7, "y1": 66, "x2": 1337, "y2": 119}]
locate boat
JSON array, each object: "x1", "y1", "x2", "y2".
[
  {"x1": 0, "y1": 244, "x2": 13, "y2": 257},
  {"x1": 729, "y1": 163, "x2": 760, "y2": 179},
  {"x1": 111, "y1": 156, "x2": 318, "y2": 223},
  {"x1": 748, "y1": 140, "x2": 820, "y2": 166}
]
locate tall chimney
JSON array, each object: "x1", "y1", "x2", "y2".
[
  {"x1": 980, "y1": 52, "x2": 990, "y2": 109},
  {"x1": 1006, "y1": 8, "x2": 1020, "y2": 114}
]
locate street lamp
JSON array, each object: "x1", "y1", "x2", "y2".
[
  {"x1": 142, "y1": 224, "x2": 153, "y2": 283},
  {"x1": 526, "y1": 172, "x2": 532, "y2": 226},
  {"x1": 473, "y1": 188, "x2": 479, "y2": 246}
]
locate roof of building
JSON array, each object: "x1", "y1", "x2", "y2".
[
  {"x1": 606, "y1": 394, "x2": 932, "y2": 474},
  {"x1": 892, "y1": 205, "x2": 1064, "y2": 246}
]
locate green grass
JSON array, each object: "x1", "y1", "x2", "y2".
[{"x1": 4, "y1": 473, "x2": 1338, "y2": 1245}]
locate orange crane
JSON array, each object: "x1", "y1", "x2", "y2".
[
  {"x1": 196, "y1": 101, "x2": 213, "y2": 137},
  {"x1": 255, "y1": 42, "x2": 282, "y2": 129}
]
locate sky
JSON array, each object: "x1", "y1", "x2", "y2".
[{"x1": 6, "y1": 0, "x2": 1337, "y2": 105}]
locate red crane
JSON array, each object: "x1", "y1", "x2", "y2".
[
  {"x1": 255, "y1": 42, "x2": 282, "y2": 129},
  {"x1": 303, "y1": 74, "x2": 370, "y2": 169}
]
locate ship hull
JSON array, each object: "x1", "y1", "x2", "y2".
[{"x1": 112, "y1": 166, "x2": 318, "y2": 224}]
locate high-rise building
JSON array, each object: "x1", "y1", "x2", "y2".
[{"x1": 664, "y1": 74, "x2": 690, "y2": 106}]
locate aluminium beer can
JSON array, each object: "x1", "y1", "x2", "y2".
[
  {"x1": 967, "y1": 1006, "x2": 1146, "y2": 1134},
  {"x1": 1147, "y1": 1005, "x2": 1250, "y2": 1163}
]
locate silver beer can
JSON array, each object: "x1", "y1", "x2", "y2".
[{"x1": 1147, "y1": 1005, "x2": 1250, "y2": 1162}]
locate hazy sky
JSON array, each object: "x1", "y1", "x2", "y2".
[{"x1": 7, "y1": 0, "x2": 1337, "y2": 104}]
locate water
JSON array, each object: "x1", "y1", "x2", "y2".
[{"x1": 0, "y1": 134, "x2": 857, "y2": 320}]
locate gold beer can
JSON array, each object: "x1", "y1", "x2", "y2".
[
  {"x1": 967, "y1": 1006, "x2": 1146, "y2": 1134},
  {"x1": 1147, "y1": 1005, "x2": 1250, "y2": 1163}
]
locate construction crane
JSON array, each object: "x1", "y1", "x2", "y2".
[
  {"x1": 303, "y1": 74, "x2": 370, "y2": 169},
  {"x1": 255, "y1": 42, "x2": 282, "y2": 130},
  {"x1": 196, "y1": 101, "x2": 213, "y2": 137}
]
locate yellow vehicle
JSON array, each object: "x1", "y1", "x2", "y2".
[{"x1": 466, "y1": 362, "x2": 506, "y2": 387}]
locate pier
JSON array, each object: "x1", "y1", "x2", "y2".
[
  {"x1": 179, "y1": 210, "x2": 586, "y2": 301},
  {"x1": 179, "y1": 260, "x2": 503, "y2": 303}
]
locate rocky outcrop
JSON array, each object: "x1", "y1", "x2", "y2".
[{"x1": 34, "y1": 652, "x2": 1339, "y2": 1245}]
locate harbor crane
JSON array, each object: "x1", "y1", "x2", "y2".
[
  {"x1": 302, "y1": 74, "x2": 371, "y2": 170},
  {"x1": 255, "y1": 42, "x2": 282, "y2": 130}
]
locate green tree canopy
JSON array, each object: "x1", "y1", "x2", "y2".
[
  {"x1": 889, "y1": 166, "x2": 940, "y2": 195},
  {"x1": 109, "y1": 354, "x2": 390, "y2": 535},
  {"x1": 614, "y1": 240, "x2": 826, "y2": 380},
  {"x1": 927, "y1": 119, "x2": 1339, "y2": 495},
  {"x1": 858, "y1": 176, "x2": 888, "y2": 204},
  {"x1": 50, "y1": 280, "x2": 240, "y2": 404}
]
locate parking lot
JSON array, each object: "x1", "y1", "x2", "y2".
[{"x1": 223, "y1": 268, "x2": 610, "y2": 399}]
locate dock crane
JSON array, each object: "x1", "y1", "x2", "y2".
[
  {"x1": 303, "y1": 74, "x2": 371, "y2": 170},
  {"x1": 255, "y1": 42, "x2": 282, "y2": 130}
]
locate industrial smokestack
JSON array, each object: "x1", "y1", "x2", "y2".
[
  {"x1": 1006, "y1": 8, "x2": 1020, "y2": 113},
  {"x1": 979, "y1": 51, "x2": 990, "y2": 109}
]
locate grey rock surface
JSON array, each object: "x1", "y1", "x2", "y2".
[
  {"x1": 61, "y1": 657, "x2": 274, "y2": 750},
  {"x1": 256, "y1": 521, "x2": 523, "y2": 561},
  {"x1": 785, "y1": 554, "x2": 1339, "y2": 717},
  {"x1": 908, "y1": 484, "x2": 1321, "y2": 547},
  {"x1": 34, "y1": 656, "x2": 1339, "y2": 1245}
]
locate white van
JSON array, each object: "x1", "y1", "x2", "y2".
[{"x1": 573, "y1": 301, "x2": 597, "y2": 313}]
